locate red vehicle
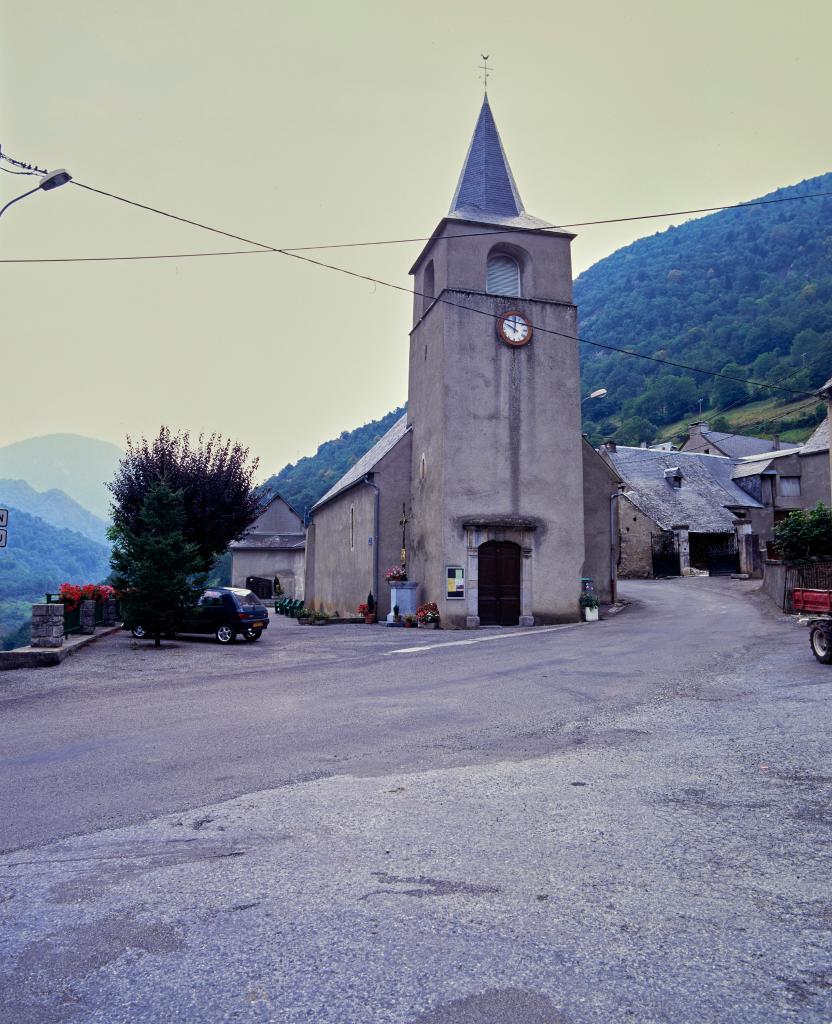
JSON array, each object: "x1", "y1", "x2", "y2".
[{"x1": 792, "y1": 589, "x2": 832, "y2": 663}]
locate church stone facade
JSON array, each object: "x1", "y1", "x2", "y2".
[{"x1": 304, "y1": 95, "x2": 619, "y2": 626}]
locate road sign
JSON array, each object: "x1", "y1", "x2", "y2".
[
  {"x1": 0, "y1": 529, "x2": 6, "y2": 548},
  {"x1": 0, "y1": 508, "x2": 7, "y2": 528}
]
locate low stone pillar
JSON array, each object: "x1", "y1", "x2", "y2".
[
  {"x1": 734, "y1": 519, "x2": 757, "y2": 576},
  {"x1": 79, "y1": 599, "x2": 96, "y2": 635},
  {"x1": 386, "y1": 581, "x2": 419, "y2": 623},
  {"x1": 31, "y1": 604, "x2": 64, "y2": 648},
  {"x1": 672, "y1": 523, "x2": 691, "y2": 573},
  {"x1": 102, "y1": 597, "x2": 118, "y2": 626}
]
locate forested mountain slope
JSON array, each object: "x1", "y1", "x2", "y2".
[
  {"x1": 0, "y1": 508, "x2": 111, "y2": 650},
  {"x1": 262, "y1": 407, "x2": 406, "y2": 517},
  {"x1": 575, "y1": 172, "x2": 832, "y2": 444}
]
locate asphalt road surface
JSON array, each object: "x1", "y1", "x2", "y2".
[{"x1": 1, "y1": 578, "x2": 830, "y2": 1023}]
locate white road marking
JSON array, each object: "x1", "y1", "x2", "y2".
[{"x1": 387, "y1": 622, "x2": 584, "y2": 655}]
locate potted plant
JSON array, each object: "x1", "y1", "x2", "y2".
[
  {"x1": 579, "y1": 592, "x2": 600, "y2": 622},
  {"x1": 360, "y1": 593, "x2": 377, "y2": 624},
  {"x1": 385, "y1": 566, "x2": 408, "y2": 583},
  {"x1": 310, "y1": 610, "x2": 330, "y2": 625},
  {"x1": 404, "y1": 615, "x2": 416, "y2": 628},
  {"x1": 416, "y1": 602, "x2": 440, "y2": 628}
]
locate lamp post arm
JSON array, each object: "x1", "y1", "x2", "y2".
[{"x1": 0, "y1": 185, "x2": 41, "y2": 220}]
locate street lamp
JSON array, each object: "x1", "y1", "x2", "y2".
[
  {"x1": 582, "y1": 388, "x2": 608, "y2": 404},
  {"x1": 0, "y1": 168, "x2": 72, "y2": 220}
]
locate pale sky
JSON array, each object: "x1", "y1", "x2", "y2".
[{"x1": 2, "y1": 0, "x2": 830, "y2": 478}]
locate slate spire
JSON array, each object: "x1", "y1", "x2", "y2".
[{"x1": 449, "y1": 95, "x2": 525, "y2": 219}]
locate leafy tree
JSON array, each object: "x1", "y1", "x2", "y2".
[
  {"x1": 108, "y1": 427, "x2": 262, "y2": 573},
  {"x1": 110, "y1": 483, "x2": 203, "y2": 647},
  {"x1": 710, "y1": 363, "x2": 748, "y2": 408},
  {"x1": 710, "y1": 416, "x2": 730, "y2": 433},
  {"x1": 615, "y1": 416, "x2": 657, "y2": 446},
  {"x1": 774, "y1": 503, "x2": 832, "y2": 562}
]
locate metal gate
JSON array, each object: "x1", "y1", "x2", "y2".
[
  {"x1": 651, "y1": 532, "x2": 680, "y2": 577},
  {"x1": 706, "y1": 537, "x2": 740, "y2": 576}
]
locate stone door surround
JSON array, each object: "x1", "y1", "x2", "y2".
[{"x1": 463, "y1": 522, "x2": 535, "y2": 628}]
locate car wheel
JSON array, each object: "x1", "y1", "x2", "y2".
[
  {"x1": 215, "y1": 623, "x2": 236, "y2": 645},
  {"x1": 131, "y1": 625, "x2": 147, "y2": 639},
  {"x1": 243, "y1": 628, "x2": 262, "y2": 641},
  {"x1": 810, "y1": 626, "x2": 832, "y2": 664}
]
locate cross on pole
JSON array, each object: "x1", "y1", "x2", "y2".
[
  {"x1": 399, "y1": 504, "x2": 409, "y2": 567},
  {"x1": 479, "y1": 54, "x2": 492, "y2": 93}
]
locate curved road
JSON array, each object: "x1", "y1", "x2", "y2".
[
  {"x1": 1, "y1": 577, "x2": 830, "y2": 1023},
  {"x1": 0, "y1": 577, "x2": 811, "y2": 853}
]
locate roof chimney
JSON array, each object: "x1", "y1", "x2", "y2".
[
  {"x1": 640, "y1": 441, "x2": 648, "y2": 448},
  {"x1": 603, "y1": 440, "x2": 617, "y2": 453},
  {"x1": 688, "y1": 421, "x2": 709, "y2": 436},
  {"x1": 772, "y1": 434, "x2": 780, "y2": 451}
]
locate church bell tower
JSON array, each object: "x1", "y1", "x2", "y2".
[{"x1": 406, "y1": 94, "x2": 586, "y2": 626}]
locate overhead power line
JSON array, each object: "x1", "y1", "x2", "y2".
[
  {"x1": 1, "y1": 184, "x2": 831, "y2": 264},
  {"x1": 51, "y1": 179, "x2": 817, "y2": 401}
]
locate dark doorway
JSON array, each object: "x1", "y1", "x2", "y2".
[
  {"x1": 651, "y1": 532, "x2": 680, "y2": 577},
  {"x1": 478, "y1": 541, "x2": 521, "y2": 626}
]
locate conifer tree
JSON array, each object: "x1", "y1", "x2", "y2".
[{"x1": 110, "y1": 483, "x2": 203, "y2": 647}]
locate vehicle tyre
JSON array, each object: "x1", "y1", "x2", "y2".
[
  {"x1": 131, "y1": 625, "x2": 147, "y2": 639},
  {"x1": 243, "y1": 628, "x2": 263, "y2": 641},
  {"x1": 810, "y1": 626, "x2": 832, "y2": 664},
  {"x1": 215, "y1": 623, "x2": 236, "y2": 645}
]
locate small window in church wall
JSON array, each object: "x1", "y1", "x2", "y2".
[
  {"x1": 349, "y1": 505, "x2": 355, "y2": 550},
  {"x1": 422, "y1": 261, "x2": 435, "y2": 314},
  {"x1": 486, "y1": 253, "x2": 521, "y2": 297},
  {"x1": 420, "y1": 454, "x2": 427, "y2": 480}
]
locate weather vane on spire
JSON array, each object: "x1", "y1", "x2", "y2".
[{"x1": 479, "y1": 54, "x2": 492, "y2": 93}]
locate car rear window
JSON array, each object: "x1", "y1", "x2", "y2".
[{"x1": 235, "y1": 591, "x2": 263, "y2": 608}]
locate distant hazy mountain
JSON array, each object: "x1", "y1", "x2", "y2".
[
  {"x1": 0, "y1": 479, "x2": 110, "y2": 545},
  {"x1": 0, "y1": 434, "x2": 121, "y2": 518}
]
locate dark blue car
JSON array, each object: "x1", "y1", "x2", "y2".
[{"x1": 131, "y1": 587, "x2": 270, "y2": 645}]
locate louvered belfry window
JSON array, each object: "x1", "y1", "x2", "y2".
[{"x1": 486, "y1": 253, "x2": 521, "y2": 297}]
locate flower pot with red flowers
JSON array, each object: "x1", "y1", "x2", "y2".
[{"x1": 416, "y1": 602, "x2": 440, "y2": 629}]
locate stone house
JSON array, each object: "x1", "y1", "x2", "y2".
[
  {"x1": 303, "y1": 95, "x2": 621, "y2": 626},
  {"x1": 600, "y1": 444, "x2": 763, "y2": 577},
  {"x1": 681, "y1": 421, "x2": 783, "y2": 458},
  {"x1": 230, "y1": 493, "x2": 306, "y2": 598}
]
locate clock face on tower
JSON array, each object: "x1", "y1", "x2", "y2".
[{"x1": 497, "y1": 310, "x2": 532, "y2": 348}]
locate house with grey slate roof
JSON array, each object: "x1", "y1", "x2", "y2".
[
  {"x1": 726, "y1": 415, "x2": 831, "y2": 546},
  {"x1": 303, "y1": 95, "x2": 619, "y2": 625},
  {"x1": 681, "y1": 421, "x2": 785, "y2": 459},
  {"x1": 230, "y1": 493, "x2": 306, "y2": 599},
  {"x1": 601, "y1": 444, "x2": 763, "y2": 577}
]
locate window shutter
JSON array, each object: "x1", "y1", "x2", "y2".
[{"x1": 486, "y1": 254, "x2": 521, "y2": 297}]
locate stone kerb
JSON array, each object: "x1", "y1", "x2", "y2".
[
  {"x1": 31, "y1": 604, "x2": 64, "y2": 648},
  {"x1": 79, "y1": 599, "x2": 97, "y2": 635}
]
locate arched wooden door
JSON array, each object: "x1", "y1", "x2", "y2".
[{"x1": 478, "y1": 541, "x2": 521, "y2": 626}]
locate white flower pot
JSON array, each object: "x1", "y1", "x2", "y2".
[{"x1": 583, "y1": 606, "x2": 599, "y2": 622}]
